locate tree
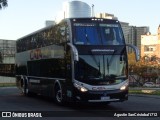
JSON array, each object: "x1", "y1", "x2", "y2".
[
  {"x1": 128, "y1": 54, "x2": 160, "y2": 86},
  {"x1": 0, "y1": 0, "x2": 8, "y2": 9}
]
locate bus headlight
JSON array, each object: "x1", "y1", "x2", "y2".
[
  {"x1": 74, "y1": 83, "x2": 88, "y2": 92},
  {"x1": 120, "y1": 82, "x2": 128, "y2": 91}
]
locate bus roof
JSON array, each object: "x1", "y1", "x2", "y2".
[
  {"x1": 17, "y1": 25, "x2": 55, "y2": 41},
  {"x1": 17, "y1": 17, "x2": 119, "y2": 41}
]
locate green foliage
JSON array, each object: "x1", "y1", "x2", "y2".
[
  {"x1": 0, "y1": 0, "x2": 8, "y2": 9},
  {"x1": 0, "y1": 83, "x2": 16, "y2": 87},
  {"x1": 129, "y1": 54, "x2": 160, "y2": 77},
  {"x1": 129, "y1": 89, "x2": 160, "y2": 96},
  {"x1": 128, "y1": 54, "x2": 160, "y2": 85}
]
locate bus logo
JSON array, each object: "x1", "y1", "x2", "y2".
[
  {"x1": 92, "y1": 87, "x2": 106, "y2": 91},
  {"x1": 91, "y1": 49, "x2": 115, "y2": 52}
]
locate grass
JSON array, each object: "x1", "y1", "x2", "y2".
[
  {"x1": 129, "y1": 89, "x2": 160, "y2": 96},
  {"x1": 0, "y1": 83, "x2": 16, "y2": 87}
]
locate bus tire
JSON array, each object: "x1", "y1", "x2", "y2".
[
  {"x1": 21, "y1": 77, "x2": 32, "y2": 96},
  {"x1": 54, "y1": 84, "x2": 64, "y2": 105},
  {"x1": 21, "y1": 79, "x2": 27, "y2": 96}
]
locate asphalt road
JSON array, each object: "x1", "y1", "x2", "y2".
[{"x1": 0, "y1": 87, "x2": 160, "y2": 120}]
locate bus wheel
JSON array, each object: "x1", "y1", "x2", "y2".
[
  {"x1": 23, "y1": 84, "x2": 34, "y2": 97},
  {"x1": 25, "y1": 87, "x2": 30, "y2": 96},
  {"x1": 54, "y1": 85, "x2": 64, "y2": 105},
  {"x1": 21, "y1": 81, "x2": 26, "y2": 95},
  {"x1": 22, "y1": 81, "x2": 27, "y2": 96},
  {"x1": 21, "y1": 78, "x2": 31, "y2": 96}
]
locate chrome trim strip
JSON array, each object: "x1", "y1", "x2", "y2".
[
  {"x1": 88, "y1": 99, "x2": 120, "y2": 102},
  {"x1": 28, "y1": 76, "x2": 65, "y2": 80},
  {"x1": 16, "y1": 75, "x2": 65, "y2": 81}
]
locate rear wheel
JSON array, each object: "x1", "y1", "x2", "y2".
[
  {"x1": 22, "y1": 81, "x2": 28, "y2": 96},
  {"x1": 21, "y1": 79, "x2": 26, "y2": 95},
  {"x1": 21, "y1": 78, "x2": 33, "y2": 96}
]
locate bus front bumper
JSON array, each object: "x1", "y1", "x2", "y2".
[{"x1": 74, "y1": 89, "x2": 128, "y2": 103}]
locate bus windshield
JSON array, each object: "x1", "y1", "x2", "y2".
[
  {"x1": 75, "y1": 55, "x2": 127, "y2": 83},
  {"x1": 73, "y1": 23, "x2": 124, "y2": 45}
]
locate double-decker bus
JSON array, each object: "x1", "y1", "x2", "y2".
[{"x1": 16, "y1": 18, "x2": 139, "y2": 104}]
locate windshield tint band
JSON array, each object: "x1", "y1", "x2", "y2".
[{"x1": 75, "y1": 45, "x2": 126, "y2": 55}]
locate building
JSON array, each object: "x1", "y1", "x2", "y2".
[
  {"x1": 56, "y1": 1, "x2": 91, "y2": 23},
  {"x1": 140, "y1": 28, "x2": 160, "y2": 84},
  {"x1": 120, "y1": 22, "x2": 130, "y2": 43},
  {"x1": 0, "y1": 39, "x2": 16, "y2": 78},
  {"x1": 127, "y1": 26, "x2": 137, "y2": 52},
  {"x1": 124, "y1": 26, "x2": 149, "y2": 53},
  {"x1": 63, "y1": 1, "x2": 91, "y2": 18},
  {"x1": 122, "y1": 26, "x2": 149, "y2": 54},
  {"x1": 95, "y1": 13, "x2": 118, "y2": 20},
  {"x1": 0, "y1": 39, "x2": 16, "y2": 63},
  {"x1": 136, "y1": 26, "x2": 150, "y2": 54},
  {"x1": 141, "y1": 33, "x2": 159, "y2": 57}
]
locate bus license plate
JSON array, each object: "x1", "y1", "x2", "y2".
[{"x1": 101, "y1": 96, "x2": 110, "y2": 100}]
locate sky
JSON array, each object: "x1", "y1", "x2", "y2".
[{"x1": 0, "y1": 0, "x2": 160, "y2": 40}]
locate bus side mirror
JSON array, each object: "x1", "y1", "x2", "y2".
[{"x1": 126, "y1": 44, "x2": 140, "y2": 61}]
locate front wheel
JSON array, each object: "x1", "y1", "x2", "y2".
[{"x1": 54, "y1": 85, "x2": 65, "y2": 105}]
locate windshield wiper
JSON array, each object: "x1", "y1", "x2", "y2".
[
  {"x1": 105, "y1": 53, "x2": 115, "y2": 76},
  {"x1": 89, "y1": 54, "x2": 102, "y2": 79}
]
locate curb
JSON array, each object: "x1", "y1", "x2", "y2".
[
  {"x1": 129, "y1": 87, "x2": 160, "y2": 90},
  {"x1": 129, "y1": 94, "x2": 160, "y2": 99}
]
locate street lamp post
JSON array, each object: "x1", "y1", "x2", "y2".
[{"x1": 91, "y1": 4, "x2": 95, "y2": 17}]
